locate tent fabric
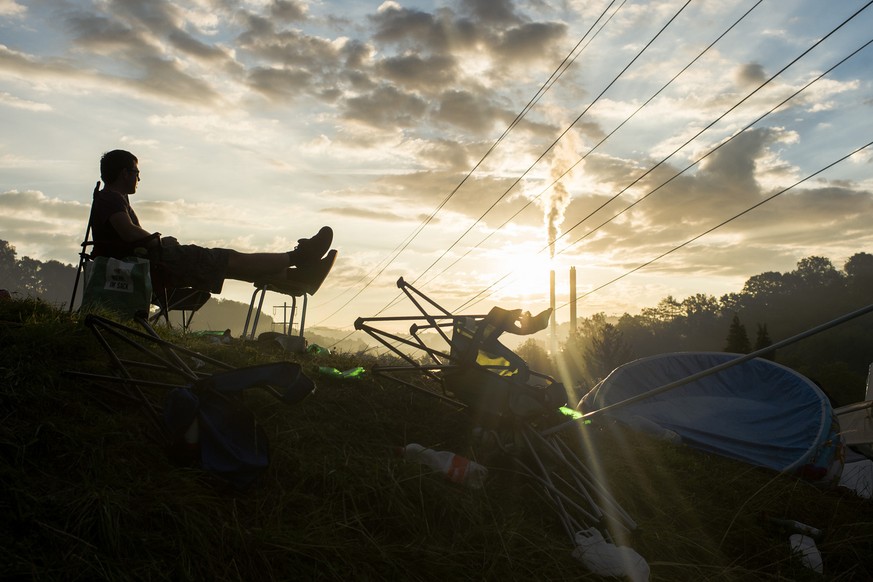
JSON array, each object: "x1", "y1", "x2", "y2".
[
  {"x1": 580, "y1": 352, "x2": 842, "y2": 478},
  {"x1": 164, "y1": 387, "x2": 269, "y2": 489}
]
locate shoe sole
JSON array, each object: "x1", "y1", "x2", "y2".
[{"x1": 306, "y1": 249, "x2": 337, "y2": 294}]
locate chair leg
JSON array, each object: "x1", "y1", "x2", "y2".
[
  {"x1": 298, "y1": 294, "x2": 308, "y2": 338},
  {"x1": 243, "y1": 285, "x2": 268, "y2": 340}
]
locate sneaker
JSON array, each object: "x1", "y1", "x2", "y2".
[
  {"x1": 289, "y1": 226, "x2": 333, "y2": 267},
  {"x1": 286, "y1": 249, "x2": 337, "y2": 294}
]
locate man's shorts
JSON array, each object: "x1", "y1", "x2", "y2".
[{"x1": 156, "y1": 243, "x2": 230, "y2": 294}]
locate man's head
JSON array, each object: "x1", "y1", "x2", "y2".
[{"x1": 100, "y1": 149, "x2": 140, "y2": 194}]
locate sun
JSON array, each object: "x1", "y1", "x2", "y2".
[{"x1": 490, "y1": 248, "x2": 558, "y2": 304}]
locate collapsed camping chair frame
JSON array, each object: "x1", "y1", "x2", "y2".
[
  {"x1": 68, "y1": 184, "x2": 211, "y2": 330},
  {"x1": 354, "y1": 277, "x2": 636, "y2": 542},
  {"x1": 65, "y1": 314, "x2": 314, "y2": 486}
]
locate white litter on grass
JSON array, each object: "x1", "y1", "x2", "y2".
[
  {"x1": 839, "y1": 453, "x2": 873, "y2": 499},
  {"x1": 789, "y1": 533, "x2": 823, "y2": 574},
  {"x1": 572, "y1": 527, "x2": 650, "y2": 581}
]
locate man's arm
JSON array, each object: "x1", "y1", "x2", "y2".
[{"x1": 108, "y1": 211, "x2": 161, "y2": 247}]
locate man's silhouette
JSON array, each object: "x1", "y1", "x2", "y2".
[{"x1": 91, "y1": 149, "x2": 335, "y2": 294}]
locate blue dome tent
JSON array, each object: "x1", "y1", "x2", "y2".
[{"x1": 579, "y1": 352, "x2": 844, "y2": 484}]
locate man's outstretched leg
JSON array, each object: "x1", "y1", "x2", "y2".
[{"x1": 225, "y1": 227, "x2": 333, "y2": 282}]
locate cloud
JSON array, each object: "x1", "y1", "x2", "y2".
[
  {"x1": 734, "y1": 63, "x2": 767, "y2": 87},
  {"x1": 0, "y1": 91, "x2": 50, "y2": 111},
  {"x1": 320, "y1": 205, "x2": 418, "y2": 223},
  {"x1": 490, "y1": 21, "x2": 567, "y2": 64},
  {"x1": 342, "y1": 84, "x2": 428, "y2": 127},
  {"x1": 370, "y1": 5, "x2": 455, "y2": 53},
  {"x1": 271, "y1": 0, "x2": 308, "y2": 23},
  {"x1": 0, "y1": 190, "x2": 89, "y2": 263},
  {"x1": 246, "y1": 66, "x2": 314, "y2": 101},
  {"x1": 550, "y1": 123, "x2": 873, "y2": 285},
  {"x1": 0, "y1": 0, "x2": 25, "y2": 18},
  {"x1": 377, "y1": 53, "x2": 458, "y2": 91},
  {"x1": 433, "y1": 89, "x2": 509, "y2": 134}
]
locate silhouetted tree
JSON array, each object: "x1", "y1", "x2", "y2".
[
  {"x1": 640, "y1": 295, "x2": 681, "y2": 324},
  {"x1": 516, "y1": 338, "x2": 553, "y2": 375},
  {"x1": 845, "y1": 252, "x2": 873, "y2": 304},
  {"x1": 584, "y1": 323, "x2": 632, "y2": 382},
  {"x1": 719, "y1": 292, "x2": 745, "y2": 314},
  {"x1": 793, "y1": 256, "x2": 844, "y2": 288},
  {"x1": 0, "y1": 240, "x2": 22, "y2": 290},
  {"x1": 754, "y1": 323, "x2": 774, "y2": 360},
  {"x1": 0, "y1": 240, "x2": 76, "y2": 307},
  {"x1": 724, "y1": 313, "x2": 751, "y2": 353},
  {"x1": 741, "y1": 272, "x2": 787, "y2": 315}
]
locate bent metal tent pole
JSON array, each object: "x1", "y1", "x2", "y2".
[{"x1": 542, "y1": 302, "x2": 873, "y2": 437}]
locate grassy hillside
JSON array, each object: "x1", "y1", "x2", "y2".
[{"x1": 1, "y1": 298, "x2": 872, "y2": 581}]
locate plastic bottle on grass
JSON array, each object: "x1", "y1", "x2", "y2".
[
  {"x1": 317, "y1": 366, "x2": 344, "y2": 378},
  {"x1": 317, "y1": 366, "x2": 365, "y2": 379},
  {"x1": 400, "y1": 443, "x2": 488, "y2": 489},
  {"x1": 341, "y1": 366, "x2": 365, "y2": 379}
]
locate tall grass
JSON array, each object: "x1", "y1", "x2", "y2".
[{"x1": 1, "y1": 297, "x2": 872, "y2": 580}]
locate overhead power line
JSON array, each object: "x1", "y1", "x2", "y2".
[
  {"x1": 456, "y1": 5, "x2": 873, "y2": 312},
  {"x1": 314, "y1": 0, "x2": 627, "y2": 329},
  {"x1": 399, "y1": 0, "x2": 693, "y2": 297},
  {"x1": 549, "y1": 0, "x2": 873, "y2": 258},
  {"x1": 419, "y1": 0, "x2": 764, "y2": 293},
  {"x1": 561, "y1": 140, "x2": 873, "y2": 310}
]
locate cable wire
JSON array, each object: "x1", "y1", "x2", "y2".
[
  {"x1": 419, "y1": 0, "x2": 764, "y2": 293},
  {"x1": 313, "y1": 0, "x2": 626, "y2": 330},
  {"x1": 456, "y1": 5, "x2": 873, "y2": 311},
  {"x1": 561, "y1": 140, "x2": 873, "y2": 309}
]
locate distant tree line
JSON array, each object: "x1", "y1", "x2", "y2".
[
  {"x1": 0, "y1": 240, "x2": 77, "y2": 307},
  {"x1": 516, "y1": 253, "x2": 873, "y2": 406}
]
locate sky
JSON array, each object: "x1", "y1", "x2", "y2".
[{"x1": 1, "y1": 0, "x2": 872, "y2": 333}]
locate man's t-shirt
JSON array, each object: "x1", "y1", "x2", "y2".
[{"x1": 91, "y1": 189, "x2": 141, "y2": 257}]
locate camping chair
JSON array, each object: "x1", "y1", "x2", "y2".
[
  {"x1": 64, "y1": 313, "x2": 315, "y2": 487},
  {"x1": 69, "y1": 185, "x2": 211, "y2": 329},
  {"x1": 241, "y1": 279, "x2": 308, "y2": 352},
  {"x1": 354, "y1": 277, "x2": 637, "y2": 546}
]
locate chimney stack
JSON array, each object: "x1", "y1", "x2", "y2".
[
  {"x1": 549, "y1": 269, "x2": 556, "y2": 341},
  {"x1": 570, "y1": 266, "x2": 577, "y2": 335}
]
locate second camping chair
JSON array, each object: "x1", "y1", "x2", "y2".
[{"x1": 66, "y1": 313, "x2": 315, "y2": 487}]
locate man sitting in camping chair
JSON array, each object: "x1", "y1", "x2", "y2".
[{"x1": 89, "y1": 150, "x2": 337, "y2": 306}]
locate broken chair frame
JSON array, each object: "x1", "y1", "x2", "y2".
[{"x1": 354, "y1": 277, "x2": 636, "y2": 542}]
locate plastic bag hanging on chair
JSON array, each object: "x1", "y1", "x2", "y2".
[{"x1": 81, "y1": 255, "x2": 153, "y2": 317}]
